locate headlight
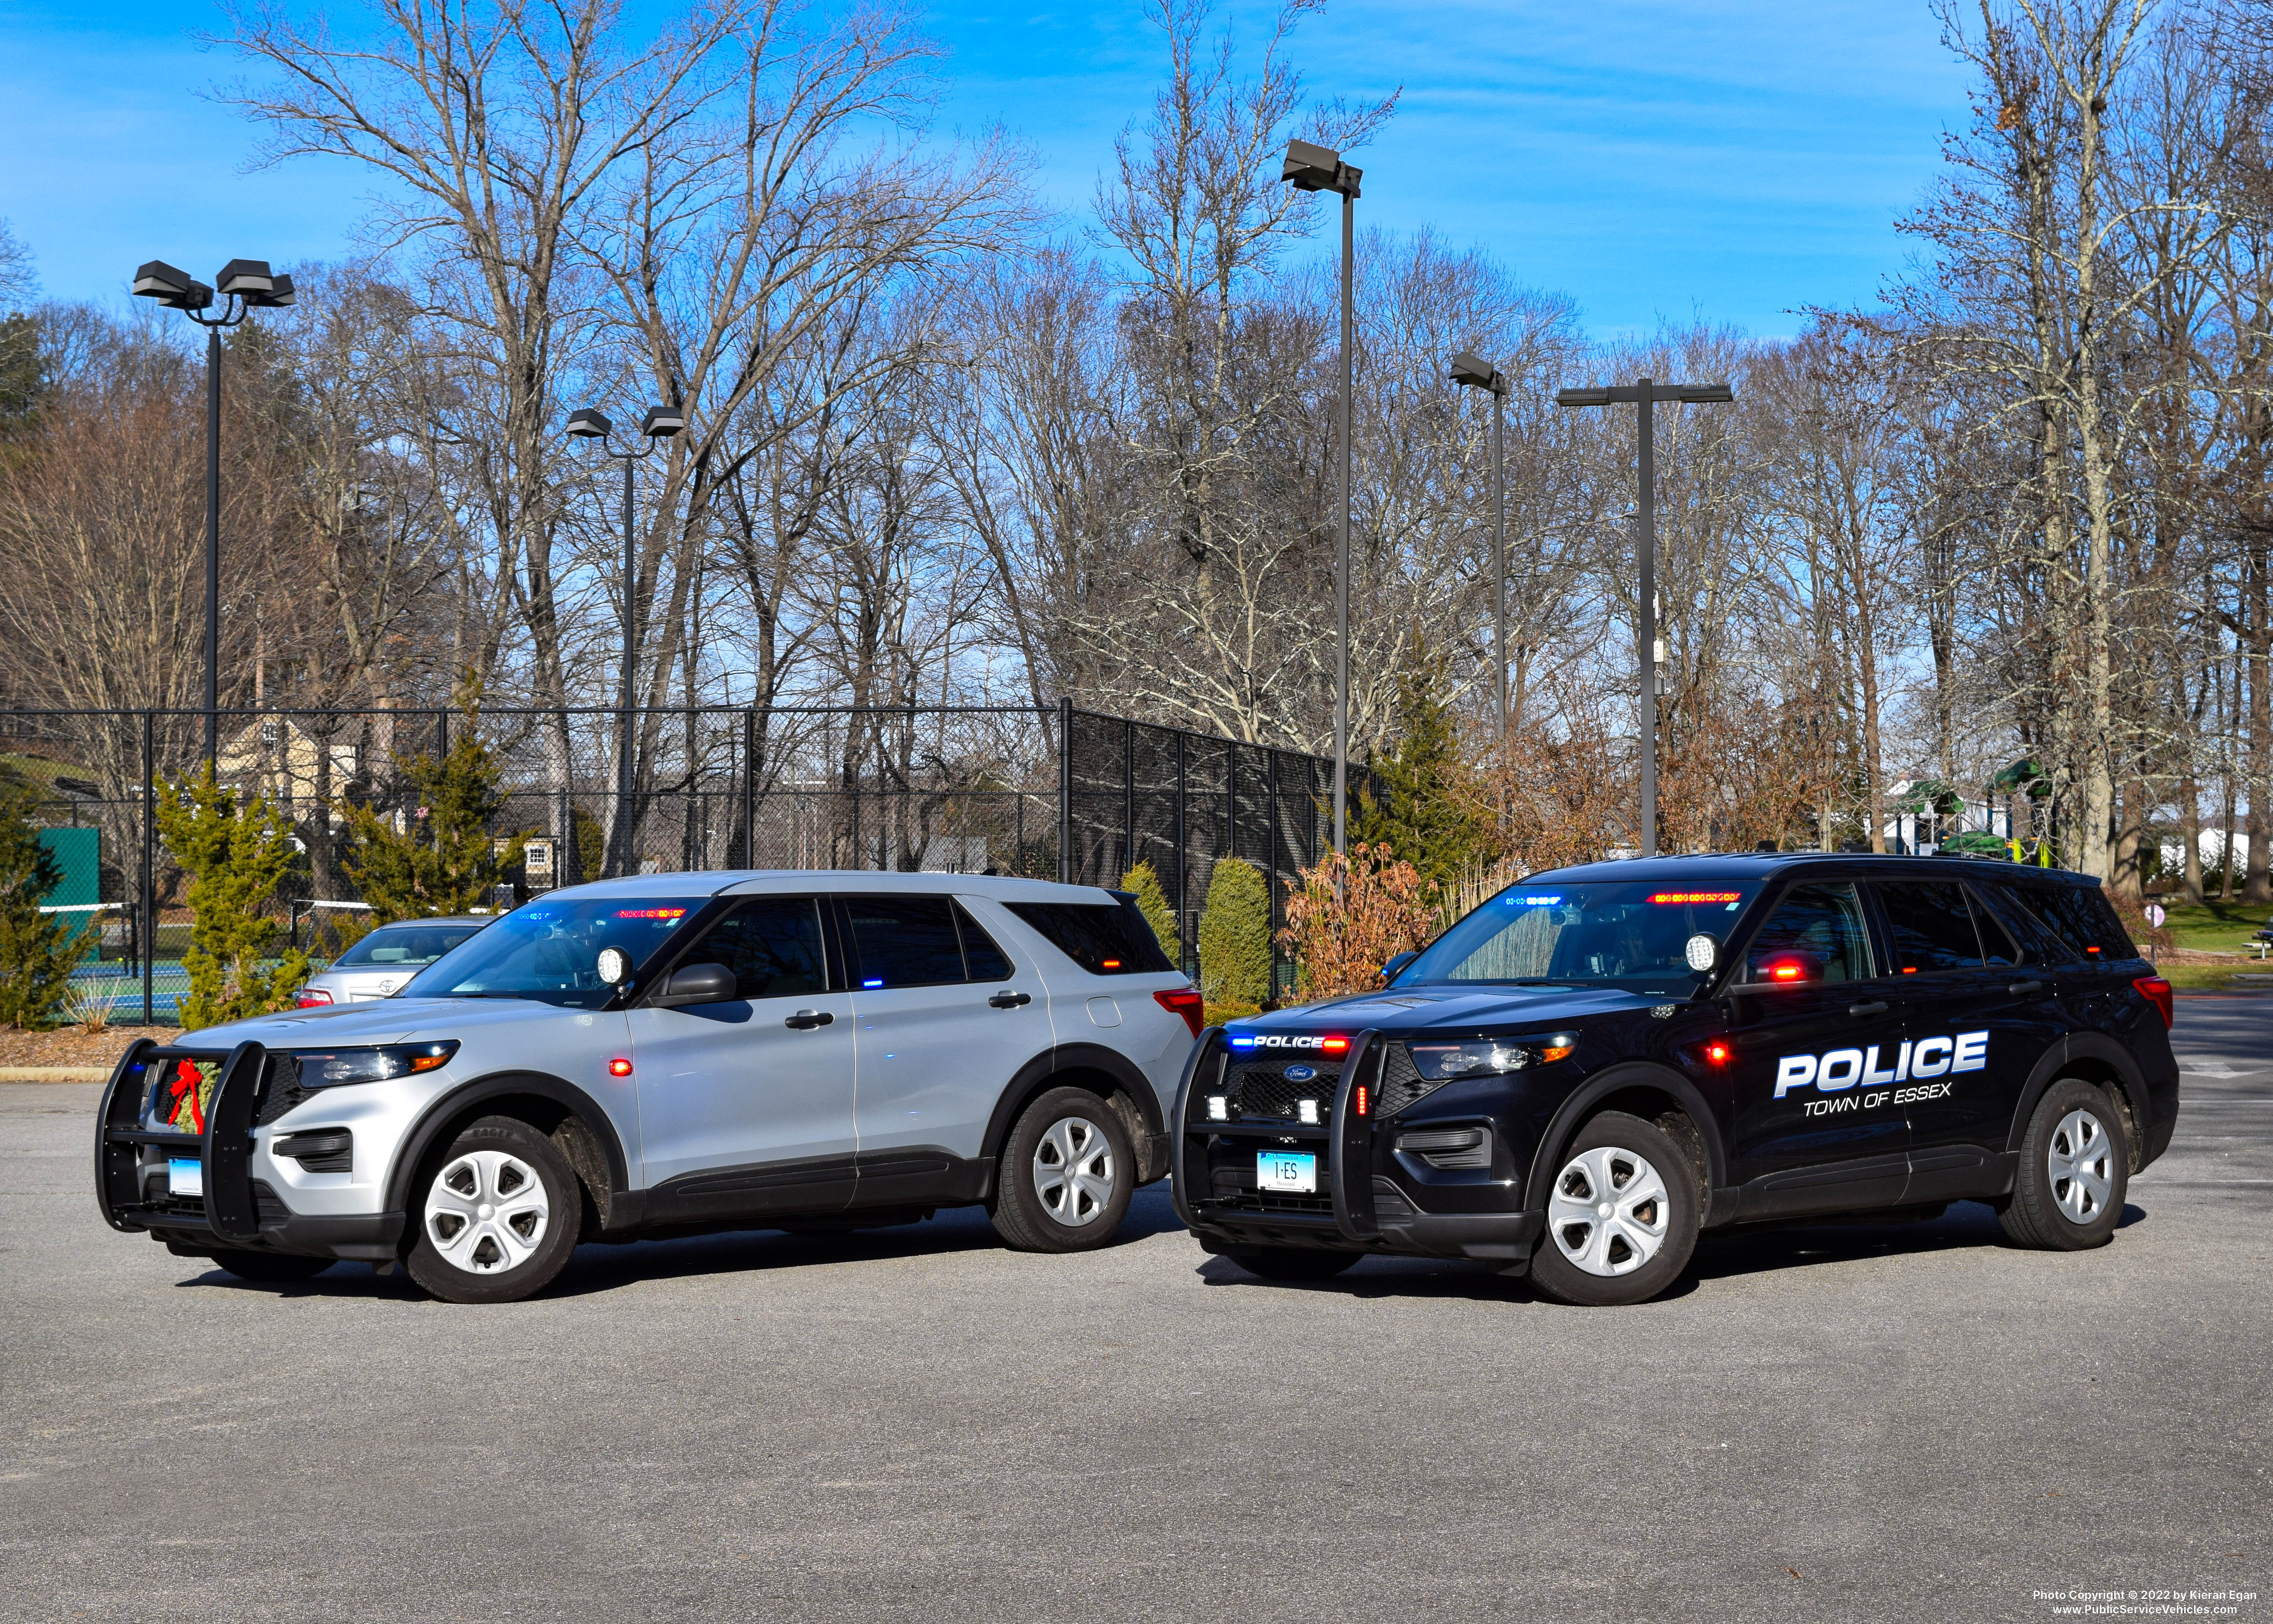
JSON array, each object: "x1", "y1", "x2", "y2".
[
  {"x1": 1407, "y1": 1034, "x2": 1576, "y2": 1080},
  {"x1": 292, "y1": 1041, "x2": 459, "y2": 1087}
]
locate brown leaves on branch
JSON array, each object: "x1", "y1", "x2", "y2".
[{"x1": 1277, "y1": 843, "x2": 1441, "y2": 1003}]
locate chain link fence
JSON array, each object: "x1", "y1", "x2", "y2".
[{"x1": 1, "y1": 701, "x2": 1356, "y2": 1022}]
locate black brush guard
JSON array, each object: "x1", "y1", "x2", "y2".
[
  {"x1": 1168, "y1": 1027, "x2": 1544, "y2": 1268},
  {"x1": 95, "y1": 1037, "x2": 268, "y2": 1244}
]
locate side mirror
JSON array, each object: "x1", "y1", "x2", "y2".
[
  {"x1": 652, "y1": 961, "x2": 737, "y2": 1008},
  {"x1": 596, "y1": 946, "x2": 632, "y2": 986},
  {"x1": 1684, "y1": 933, "x2": 1719, "y2": 973},
  {"x1": 1382, "y1": 951, "x2": 1420, "y2": 983}
]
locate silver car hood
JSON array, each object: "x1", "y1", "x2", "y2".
[{"x1": 183, "y1": 997, "x2": 579, "y2": 1050}]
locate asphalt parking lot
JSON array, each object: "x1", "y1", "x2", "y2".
[{"x1": 3, "y1": 1005, "x2": 2269, "y2": 1624}]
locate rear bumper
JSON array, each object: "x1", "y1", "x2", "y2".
[{"x1": 1170, "y1": 1029, "x2": 1541, "y2": 1273}]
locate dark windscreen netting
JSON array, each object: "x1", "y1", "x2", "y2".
[{"x1": 1059, "y1": 707, "x2": 1362, "y2": 980}]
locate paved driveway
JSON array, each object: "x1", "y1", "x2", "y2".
[{"x1": 2, "y1": 1006, "x2": 2267, "y2": 1623}]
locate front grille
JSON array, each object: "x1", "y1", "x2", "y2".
[
  {"x1": 1377, "y1": 1044, "x2": 1446, "y2": 1117},
  {"x1": 254, "y1": 1054, "x2": 310, "y2": 1127},
  {"x1": 1227, "y1": 1061, "x2": 1340, "y2": 1123}
]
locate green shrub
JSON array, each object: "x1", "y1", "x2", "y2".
[
  {"x1": 1197, "y1": 857, "x2": 1272, "y2": 1009},
  {"x1": 156, "y1": 769, "x2": 311, "y2": 1031},
  {"x1": 1119, "y1": 860, "x2": 1182, "y2": 966},
  {"x1": 1353, "y1": 657, "x2": 1494, "y2": 892},
  {"x1": 0, "y1": 767, "x2": 90, "y2": 1028},
  {"x1": 342, "y1": 699, "x2": 526, "y2": 921}
]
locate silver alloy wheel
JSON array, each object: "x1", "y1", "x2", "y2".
[
  {"x1": 1547, "y1": 1145, "x2": 1671, "y2": 1276},
  {"x1": 1031, "y1": 1115, "x2": 1115, "y2": 1227},
  {"x1": 2048, "y1": 1107, "x2": 2114, "y2": 1224},
  {"x1": 424, "y1": 1149, "x2": 551, "y2": 1275}
]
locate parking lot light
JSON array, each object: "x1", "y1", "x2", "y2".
[
  {"x1": 130, "y1": 253, "x2": 294, "y2": 767},
  {"x1": 1281, "y1": 137, "x2": 1364, "y2": 857}
]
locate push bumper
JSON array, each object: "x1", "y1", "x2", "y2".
[
  {"x1": 1169, "y1": 1029, "x2": 1542, "y2": 1273},
  {"x1": 96, "y1": 1037, "x2": 404, "y2": 1262}
]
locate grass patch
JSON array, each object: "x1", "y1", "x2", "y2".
[
  {"x1": 2156, "y1": 960, "x2": 2273, "y2": 993},
  {"x1": 2155, "y1": 900, "x2": 2273, "y2": 955}
]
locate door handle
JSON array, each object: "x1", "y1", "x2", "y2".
[
  {"x1": 784, "y1": 1009, "x2": 834, "y2": 1030},
  {"x1": 2008, "y1": 979, "x2": 2045, "y2": 996},
  {"x1": 1847, "y1": 1000, "x2": 1889, "y2": 1018},
  {"x1": 988, "y1": 991, "x2": 1032, "y2": 1009}
]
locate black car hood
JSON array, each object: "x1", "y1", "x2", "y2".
[{"x1": 1228, "y1": 983, "x2": 1675, "y2": 1036}]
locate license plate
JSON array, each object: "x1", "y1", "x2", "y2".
[
  {"x1": 1256, "y1": 1150, "x2": 1316, "y2": 1194},
  {"x1": 168, "y1": 1157, "x2": 203, "y2": 1197}
]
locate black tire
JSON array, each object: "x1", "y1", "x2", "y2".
[
  {"x1": 1528, "y1": 1110, "x2": 1700, "y2": 1307},
  {"x1": 1226, "y1": 1247, "x2": 1361, "y2": 1282},
  {"x1": 990, "y1": 1085, "x2": 1136, "y2": 1252},
  {"x1": 1998, "y1": 1078, "x2": 2128, "y2": 1250},
  {"x1": 209, "y1": 1249, "x2": 334, "y2": 1282},
  {"x1": 404, "y1": 1115, "x2": 581, "y2": 1303}
]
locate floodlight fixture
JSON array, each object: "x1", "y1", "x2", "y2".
[
  {"x1": 641, "y1": 403, "x2": 686, "y2": 438},
  {"x1": 566, "y1": 408, "x2": 614, "y2": 439},
  {"x1": 1281, "y1": 137, "x2": 1361, "y2": 197},
  {"x1": 1450, "y1": 351, "x2": 1507, "y2": 394},
  {"x1": 131, "y1": 260, "x2": 211, "y2": 310},
  {"x1": 1555, "y1": 386, "x2": 1613, "y2": 407},
  {"x1": 215, "y1": 259, "x2": 276, "y2": 297}
]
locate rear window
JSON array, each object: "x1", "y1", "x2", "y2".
[
  {"x1": 1006, "y1": 897, "x2": 1175, "y2": 975},
  {"x1": 1999, "y1": 883, "x2": 2136, "y2": 964},
  {"x1": 333, "y1": 924, "x2": 480, "y2": 967}
]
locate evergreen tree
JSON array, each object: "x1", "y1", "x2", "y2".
[
  {"x1": 1352, "y1": 658, "x2": 1494, "y2": 893},
  {"x1": 0, "y1": 765, "x2": 89, "y2": 1027},
  {"x1": 1119, "y1": 860, "x2": 1181, "y2": 966},
  {"x1": 156, "y1": 769, "x2": 311, "y2": 1030},
  {"x1": 342, "y1": 696, "x2": 525, "y2": 921},
  {"x1": 1197, "y1": 857, "x2": 1272, "y2": 1012}
]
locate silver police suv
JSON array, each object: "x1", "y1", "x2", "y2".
[{"x1": 96, "y1": 872, "x2": 1204, "y2": 1301}]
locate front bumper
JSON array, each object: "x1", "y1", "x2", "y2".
[
  {"x1": 95, "y1": 1037, "x2": 405, "y2": 1262},
  {"x1": 1169, "y1": 1030, "x2": 1542, "y2": 1272}
]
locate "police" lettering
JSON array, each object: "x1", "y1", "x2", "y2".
[{"x1": 1774, "y1": 1031, "x2": 1988, "y2": 1099}]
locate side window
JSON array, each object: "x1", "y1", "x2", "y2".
[
  {"x1": 843, "y1": 896, "x2": 969, "y2": 988},
  {"x1": 689, "y1": 898, "x2": 827, "y2": 998},
  {"x1": 2008, "y1": 883, "x2": 2135, "y2": 963},
  {"x1": 1876, "y1": 881, "x2": 1983, "y2": 975},
  {"x1": 1965, "y1": 888, "x2": 2022, "y2": 967},
  {"x1": 1003, "y1": 901, "x2": 1176, "y2": 975},
  {"x1": 954, "y1": 901, "x2": 1015, "y2": 981},
  {"x1": 1743, "y1": 883, "x2": 1874, "y2": 984}
]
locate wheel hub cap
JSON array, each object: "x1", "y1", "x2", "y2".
[
  {"x1": 2048, "y1": 1108, "x2": 2113, "y2": 1224},
  {"x1": 1031, "y1": 1116, "x2": 1115, "y2": 1227},
  {"x1": 425, "y1": 1150, "x2": 550, "y2": 1275},
  {"x1": 1548, "y1": 1145, "x2": 1670, "y2": 1277}
]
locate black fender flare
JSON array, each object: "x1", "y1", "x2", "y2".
[
  {"x1": 979, "y1": 1043, "x2": 1168, "y2": 1177},
  {"x1": 381, "y1": 1071, "x2": 633, "y2": 1215},
  {"x1": 2007, "y1": 1034, "x2": 2149, "y2": 1157},
  {"x1": 1521, "y1": 1061, "x2": 1730, "y2": 1218}
]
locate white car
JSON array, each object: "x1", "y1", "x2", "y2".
[
  {"x1": 96, "y1": 871, "x2": 1203, "y2": 1302},
  {"x1": 295, "y1": 915, "x2": 491, "y2": 1006}
]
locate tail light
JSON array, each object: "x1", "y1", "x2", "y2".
[
  {"x1": 1153, "y1": 987, "x2": 1204, "y2": 1039},
  {"x1": 2132, "y1": 976, "x2": 2173, "y2": 1030},
  {"x1": 295, "y1": 987, "x2": 333, "y2": 1008}
]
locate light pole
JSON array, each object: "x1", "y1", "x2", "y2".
[
  {"x1": 567, "y1": 402, "x2": 685, "y2": 878},
  {"x1": 131, "y1": 259, "x2": 295, "y2": 771},
  {"x1": 1449, "y1": 351, "x2": 1510, "y2": 741},
  {"x1": 1554, "y1": 376, "x2": 1733, "y2": 857},
  {"x1": 1282, "y1": 138, "x2": 1362, "y2": 858}
]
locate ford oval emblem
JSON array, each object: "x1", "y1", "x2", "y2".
[{"x1": 1284, "y1": 1064, "x2": 1318, "y2": 1083}]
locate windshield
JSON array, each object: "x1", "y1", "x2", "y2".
[
  {"x1": 398, "y1": 896, "x2": 709, "y2": 1008},
  {"x1": 1399, "y1": 881, "x2": 1759, "y2": 992},
  {"x1": 333, "y1": 924, "x2": 481, "y2": 968}
]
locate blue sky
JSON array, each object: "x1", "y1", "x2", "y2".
[{"x1": 0, "y1": 0, "x2": 1971, "y2": 339}]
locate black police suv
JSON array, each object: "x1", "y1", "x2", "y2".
[{"x1": 1168, "y1": 854, "x2": 2178, "y2": 1305}]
